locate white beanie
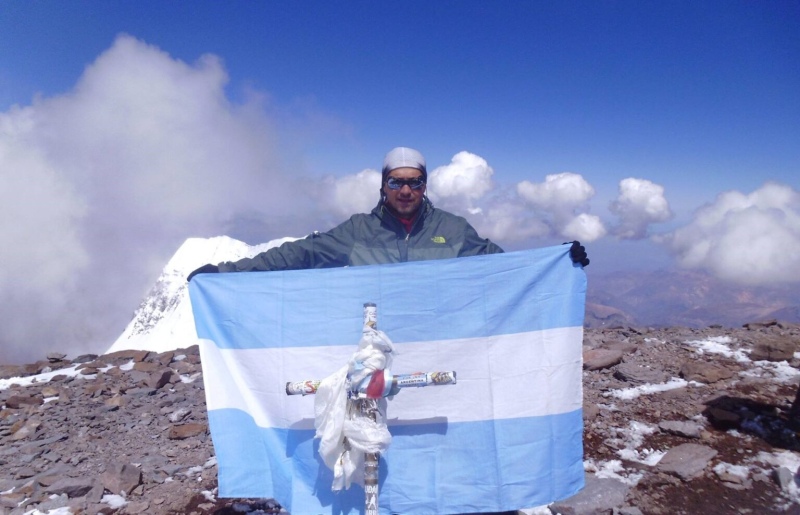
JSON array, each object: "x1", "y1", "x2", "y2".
[{"x1": 382, "y1": 147, "x2": 427, "y2": 180}]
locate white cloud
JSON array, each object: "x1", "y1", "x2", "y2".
[
  {"x1": 610, "y1": 178, "x2": 673, "y2": 239},
  {"x1": 562, "y1": 213, "x2": 608, "y2": 242},
  {"x1": 468, "y1": 201, "x2": 552, "y2": 243},
  {"x1": 0, "y1": 35, "x2": 322, "y2": 363},
  {"x1": 315, "y1": 169, "x2": 382, "y2": 219},
  {"x1": 516, "y1": 172, "x2": 606, "y2": 242},
  {"x1": 428, "y1": 151, "x2": 494, "y2": 202},
  {"x1": 517, "y1": 172, "x2": 595, "y2": 209},
  {"x1": 657, "y1": 182, "x2": 800, "y2": 285}
]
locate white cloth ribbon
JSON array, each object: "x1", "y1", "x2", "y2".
[{"x1": 314, "y1": 327, "x2": 395, "y2": 490}]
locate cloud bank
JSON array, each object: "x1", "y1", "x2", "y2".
[
  {"x1": 425, "y1": 155, "x2": 608, "y2": 243},
  {"x1": 0, "y1": 35, "x2": 312, "y2": 363},
  {"x1": 657, "y1": 182, "x2": 800, "y2": 285}
]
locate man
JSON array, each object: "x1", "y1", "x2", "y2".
[{"x1": 188, "y1": 146, "x2": 588, "y2": 279}]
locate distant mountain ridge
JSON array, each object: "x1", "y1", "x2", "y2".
[
  {"x1": 108, "y1": 237, "x2": 800, "y2": 354},
  {"x1": 586, "y1": 268, "x2": 800, "y2": 328}
]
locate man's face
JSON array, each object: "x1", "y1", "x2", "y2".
[{"x1": 383, "y1": 167, "x2": 426, "y2": 220}]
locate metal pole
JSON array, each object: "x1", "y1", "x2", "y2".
[{"x1": 361, "y1": 302, "x2": 379, "y2": 515}]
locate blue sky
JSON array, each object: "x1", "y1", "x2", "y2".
[
  {"x1": 1, "y1": 1, "x2": 799, "y2": 361},
  {"x1": 3, "y1": 2, "x2": 797, "y2": 199}
]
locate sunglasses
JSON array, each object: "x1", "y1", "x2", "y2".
[{"x1": 386, "y1": 176, "x2": 426, "y2": 190}]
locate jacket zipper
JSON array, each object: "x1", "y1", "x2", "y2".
[{"x1": 380, "y1": 201, "x2": 428, "y2": 262}]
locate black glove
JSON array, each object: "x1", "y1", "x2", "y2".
[
  {"x1": 564, "y1": 241, "x2": 590, "y2": 267},
  {"x1": 187, "y1": 263, "x2": 219, "y2": 282}
]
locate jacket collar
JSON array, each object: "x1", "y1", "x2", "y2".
[{"x1": 373, "y1": 197, "x2": 432, "y2": 225}]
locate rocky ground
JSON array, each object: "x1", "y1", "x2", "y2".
[{"x1": 2, "y1": 321, "x2": 800, "y2": 515}]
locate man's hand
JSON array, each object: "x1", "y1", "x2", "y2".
[
  {"x1": 187, "y1": 263, "x2": 219, "y2": 282},
  {"x1": 564, "y1": 241, "x2": 590, "y2": 267}
]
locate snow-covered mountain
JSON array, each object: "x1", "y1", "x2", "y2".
[{"x1": 105, "y1": 235, "x2": 297, "y2": 355}]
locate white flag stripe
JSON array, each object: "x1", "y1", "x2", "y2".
[{"x1": 201, "y1": 325, "x2": 582, "y2": 428}]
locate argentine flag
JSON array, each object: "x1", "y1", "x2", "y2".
[{"x1": 189, "y1": 245, "x2": 585, "y2": 514}]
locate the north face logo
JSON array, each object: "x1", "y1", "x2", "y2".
[{"x1": 431, "y1": 236, "x2": 446, "y2": 244}]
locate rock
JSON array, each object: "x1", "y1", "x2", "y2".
[
  {"x1": 169, "y1": 408, "x2": 192, "y2": 423},
  {"x1": 148, "y1": 369, "x2": 174, "y2": 390},
  {"x1": 601, "y1": 340, "x2": 639, "y2": 354},
  {"x1": 45, "y1": 477, "x2": 103, "y2": 500},
  {"x1": 703, "y1": 406, "x2": 741, "y2": 430},
  {"x1": 168, "y1": 423, "x2": 207, "y2": 440},
  {"x1": 5, "y1": 394, "x2": 44, "y2": 409},
  {"x1": 40, "y1": 386, "x2": 60, "y2": 398},
  {"x1": 583, "y1": 348, "x2": 624, "y2": 371},
  {"x1": 125, "y1": 387, "x2": 157, "y2": 397},
  {"x1": 583, "y1": 404, "x2": 600, "y2": 422},
  {"x1": 101, "y1": 462, "x2": 142, "y2": 495},
  {"x1": 0, "y1": 365, "x2": 24, "y2": 380},
  {"x1": 73, "y1": 354, "x2": 99, "y2": 363},
  {"x1": 713, "y1": 464, "x2": 752, "y2": 490},
  {"x1": 749, "y1": 336, "x2": 798, "y2": 361},
  {"x1": 656, "y1": 443, "x2": 718, "y2": 480},
  {"x1": 679, "y1": 361, "x2": 734, "y2": 383},
  {"x1": 125, "y1": 500, "x2": 152, "y2": 513},
  {"x1": 102, "y1": 349, "x2": 151, "y2": 363},
  {"x1": 659, "y1": 420, "x2": 703, "y2": 439},
  {"x1": 774, "y1": 466, "x2": 795, "y2": 491},
  {"x1": 744, "y1": 320, "x2": 778, "y2": 329},
  {"x1": 133, "y1": 361, "x2": 162, "y2": 373},
  {"x1": 12, "y1": 419, "x2": 42, "y2": 440},
  {"x1": 614, "y1": 362, "x2": 669, "y2": 385},
  {"x1": 549, "y1": 475, "x2": 630, "y2": 515},
  {"x1": 36, "y1": 493, "x2": 68, "y2": 511},
  {"x1": 46, "y1": 352, "x2": 67, "y2": 362}
]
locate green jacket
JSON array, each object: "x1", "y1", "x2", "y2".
[{"x1": 218, "y1": 199, "x2": 503, "y2": 272}]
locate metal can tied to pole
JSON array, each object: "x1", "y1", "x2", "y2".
[
  {"x1": 363, "y1": 302, "x2": 377, "y2": 330},
  {"x1": 285, "y1": 379, "x2": 321, "y2": 396}
]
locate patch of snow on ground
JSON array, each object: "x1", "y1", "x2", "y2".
[
  {"x1": 0, "y1": 362, "x2": 135, "y2": 392},
  {"x1": 604, "y1": 377, "x2": 690, "y2": 400},
  {"x1": 0, "y1": 365, "x2": 83, "y2": 391},
  {"x1": 185, "y1": 465, "x2": 204, "y2": 476},
  {"x1": 740, "y1": 360, "x2": 800, "y2": 382},
  {"x1": 713, "y1": 462, "x2": 750, "y2": 480},
  {"x1": 585, "y1": 459, "x2": 644, "y2": 486},
  {"x1": 180, "y1": 372, "x2": 202, "y2": 383},
  {"x1": 102, "y1": 494, "x2": 128, "y2": 509},
  {"x1": 619, "y1": 447, "x2": 666, "y2": 466},
  {"x1": 606, "y1": 420, "x2": 665, "y2": 466},
  {"x1": 755, "y1": 450, "x2": 800, "y2": 472},
  {"x1": 24, "y1": 508, "x2": 73, "y2": 515},
  {"x1": 752, "y1": 451, "x2": 800, "y2": 506},
  {"x1": 685, "y1": 336, "x2": 751, "y2": 363}
]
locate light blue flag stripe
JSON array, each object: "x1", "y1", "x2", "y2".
[
  {"x1": 207, "y1": 409, "x2": 584, "y2": 514},
  {"x1": 190, "y1": 244, "x2": 586, "y2": 514},
  {"x1": 190, "y1": 246, "x2": 585, "y2": 349}
]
